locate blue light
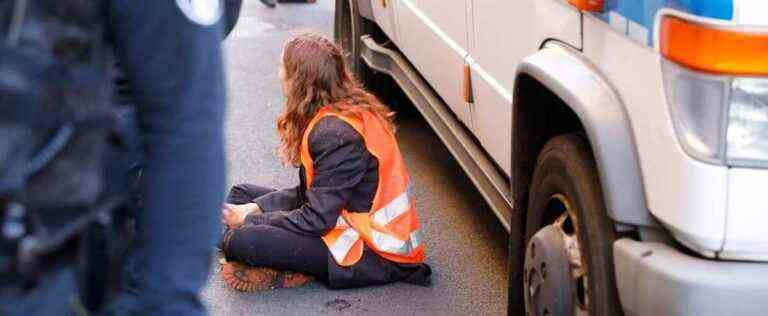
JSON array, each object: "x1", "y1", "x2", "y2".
[{"x1": 672, "y1": 0, "x2": 733, "y2": 20}]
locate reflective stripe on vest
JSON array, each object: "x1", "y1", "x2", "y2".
[
  {"x1": 326, "y1": 187, "x2": 420, "y2": 263},
  {"x1": 372, "y1": 186, "x2": 412, "y2": 227},
  {"x1": 301, "y1": 106, "x2": 425, "y2": 267},
  {"x1": 328, "y1": 227, "x2": 359, "y2": 263},
  {"x1": 371, "y1": 229, "x2": 422, "y2": 255}
]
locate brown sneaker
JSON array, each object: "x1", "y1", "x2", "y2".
[
  {"x1": 281, "y1": 270, "x2": 315, "y2": 288},
  {"x1": 220, "y1": 261, "x2": 313, "y2": 292}
]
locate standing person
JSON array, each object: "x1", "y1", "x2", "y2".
[
  {"x1": 105, "y1": 1, "x2": 227, "y2": 314},
  {"x1": 219, "y1": 33, "x2": 431, "y2": 292},
  {"x1": 0, "y1": 0, "x2": 226, "y2": 315}
]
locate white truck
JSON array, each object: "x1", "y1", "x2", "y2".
[{"x1": 334, "y1": 0, "x2": 768, "y2": 315}]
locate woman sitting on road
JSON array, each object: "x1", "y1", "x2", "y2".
[{"x1": 219, "y1": 33, "x2": 432, "y2": 291}]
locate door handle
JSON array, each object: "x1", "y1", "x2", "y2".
[{"x1": 567, "y1": 0, "x2": 603, "y2": 12}]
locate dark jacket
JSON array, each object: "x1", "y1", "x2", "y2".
[{"x1": 245, "y1": 116, "x2": 430, "y2": 289}]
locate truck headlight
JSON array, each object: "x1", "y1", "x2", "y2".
[
  {"x1": 659, "y1": 13, "x2": 768, "y2": 167},
  {"x1": 727, "y1": 78, "x2": 768, "y2": 167}
]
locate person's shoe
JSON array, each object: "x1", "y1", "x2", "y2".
[
  {"x1": 220, "y1": 261, "x2": 313, "y2": 292},
  {"x1": 259, "y1": 0, "x2": 277, "y2": 8}
]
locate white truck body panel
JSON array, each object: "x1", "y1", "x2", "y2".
[
  {"x1": 371, "y1": 0, "x2": 398, "y2": 43},
  {"x1": 391, "y1": 0, "x2": 472, "y2": 127},
  {"x1": 723, "y1": 168, "x2": 768, "y2": 261},
  {"x1": 529, "y1": 0, "x2": 582, "y2": 50},
  {"x1": 581, "y1": 14, "x2": 729, "y2": 256},
  {"x1": 466, "y1": 0, "x2": 528, "y2": 177},
  {"x1": 360, "y1": 0, "x2": 768, "y2": 313},
  {"x1": 464, "y1": 0, "x2": 579, "y2": 177},
  {"x1": 365, "y1": 0, "x2": 768, "y2": 263}
]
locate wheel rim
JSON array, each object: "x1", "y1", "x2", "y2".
[{"x1": 524, "y1": 194, "x2": 590, "y2": 316}]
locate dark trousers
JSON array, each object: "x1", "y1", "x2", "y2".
[{"x1": 223, "y1": 184, "x2": 329, "y2": 281}]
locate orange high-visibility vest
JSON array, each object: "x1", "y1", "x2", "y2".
[{"x1": 300, "y1": 106, "x2": 425, "y2": 267}]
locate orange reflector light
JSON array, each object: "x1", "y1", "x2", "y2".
[
  {"x1": 567, "y1": 0, "x2": 603, "y2": 12},
  {"x1": 661, "y1": 16, "x2": 768, "y2": 76}
]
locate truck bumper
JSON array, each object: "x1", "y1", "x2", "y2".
[{"x1": 613, "y1": 238, "x2": 768, "y2": 316}]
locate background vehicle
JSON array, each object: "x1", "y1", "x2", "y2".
[{"x1": 335, "y1": 0, "x2": 768, "y2": 315}]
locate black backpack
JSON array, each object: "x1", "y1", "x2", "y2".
[{"x1": 0, "y1": 0, "x2": 137, "y2": 313}]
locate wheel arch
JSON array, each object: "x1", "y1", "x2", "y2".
[{"x1": 512, "y1": 43, "x2": 654, "y2": 229}]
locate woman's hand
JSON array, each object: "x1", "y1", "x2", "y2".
[{"x1": 221, "y1": 203, "x2": 262, "y2": 229}]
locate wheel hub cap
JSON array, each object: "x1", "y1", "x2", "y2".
[{"x1": 524, "y1": 212, "x2": 588, "y2": 316}]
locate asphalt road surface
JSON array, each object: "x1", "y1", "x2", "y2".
[{"x1": 201, "y1": 1, "x2": 509, "y2": 314}]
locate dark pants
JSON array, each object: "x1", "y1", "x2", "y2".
[{"x1": 223, "y1": 184, "x2": 329, "y2": 281}]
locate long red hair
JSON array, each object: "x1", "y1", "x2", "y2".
[{"x1": 277, "y1": 33, "x2": 394, "y2": 166}]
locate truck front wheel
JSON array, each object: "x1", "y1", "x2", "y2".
[
  {"x1": 334, "y1": 0, "x2": 404, "y2": 110},
  {"x1": 522, "y1": 134, "x2": 621, "y2": 316},
  {"x1": 335, "y1": 0, "x2": 375, "y2": 87}
]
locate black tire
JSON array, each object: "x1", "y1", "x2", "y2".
[
  {"x1": 522, "y1": 134, "x2": 621, "y2": 316},
  {"x1": 335, "y1": 0, "x2": 375, "y2": 87},
  {"x1": 334, "y1": 0, "x2": 404, "y2": 110},
  {"x1": 223, "y1": 0, "x2": 243, "y2": 39}
]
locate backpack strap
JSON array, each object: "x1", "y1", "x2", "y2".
[{"x1": 23, "y1": 124, "x2": 74, "y2": 177}]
